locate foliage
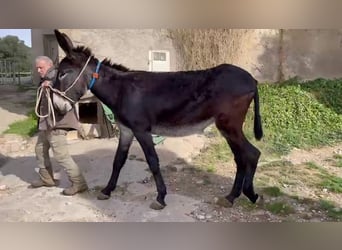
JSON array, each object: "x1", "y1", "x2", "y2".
[
  {"x1": 0, "y1": 35, "x2": 32, "y2": 71},
  {"x1": 244, "y1": 78, "x2": 342, "y2": 155}
]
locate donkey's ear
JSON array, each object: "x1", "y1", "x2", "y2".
[{"x1": 54, "y1": 29, "x2": 74, "y2": 56}]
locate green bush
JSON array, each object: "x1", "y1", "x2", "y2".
[{"x1": 245, "y1": 78, "x2": 342, "y2": 154}]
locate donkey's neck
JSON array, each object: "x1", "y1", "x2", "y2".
[{"x1": 89, "y1": 63, "x2": 123, "y2": 110}]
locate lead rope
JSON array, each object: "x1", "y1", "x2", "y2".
[
  {"x1": 35, "y1": 85, "x2": 79, "y2": 128},
  {"x1": 35, "y1": 85, "x2": 57, "y2": 127}
]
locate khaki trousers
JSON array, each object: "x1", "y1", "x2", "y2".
[{"x1": 35, "y1": 129, "x2": 82, "y2": 181}]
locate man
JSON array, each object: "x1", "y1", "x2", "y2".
[{"x1": 31, "y1": 56, "x2": 88, "y2": 195}]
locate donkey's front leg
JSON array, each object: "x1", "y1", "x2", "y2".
[
  {"x1": 98, "y1": 124, "x2": 134, "y2": 200},
  {"x1": 134, "y1": 131, "x2": 167, "y2": 210}
]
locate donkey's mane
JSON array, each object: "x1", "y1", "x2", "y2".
[
  {"x1": 73, "y1": 46, "x2": 129, "y2": 72},
  {"x1": 102, "y1": 58, "x2": 130, "y2": 72},
  {"x1": 74, "y1": 46, "x2": 93, "y2": 58}
]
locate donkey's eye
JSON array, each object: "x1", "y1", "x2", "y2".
[{"x1": 58, "y1": 72, "x2": 67, "y2": 79}]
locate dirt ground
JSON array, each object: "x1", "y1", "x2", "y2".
[{"x1": 0, "y1": 85, "x2": 341, "y2": 222}]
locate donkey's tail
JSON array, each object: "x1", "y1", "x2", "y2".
[{"x1": 253, "y1": 82, "x2": 263, "y2": 140}]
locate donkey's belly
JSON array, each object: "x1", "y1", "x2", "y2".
[{"x1": 151, "y1": 118, "x2": 214, "y2": 137}]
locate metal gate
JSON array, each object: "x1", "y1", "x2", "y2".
[{"x1": 0, "y1": 59, "x2": 32, "y2": 85}]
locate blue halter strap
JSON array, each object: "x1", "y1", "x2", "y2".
[{"x1": 88, "y1": 61, "x2": 102, "y2": 90}]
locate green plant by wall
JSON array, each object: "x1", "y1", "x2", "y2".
[{"x1": 245, "y1": 78, "x2": 342, "y2": 155}]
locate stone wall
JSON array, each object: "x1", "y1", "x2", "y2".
[{"x1": 32, "y1": 29, "x2": 342, "y2": 83}]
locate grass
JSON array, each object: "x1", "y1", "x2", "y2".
[
  {"x1": 304, "y1": 162, "x2": 342, "y2": 193},
  {"x1": 305, "y1": 162, "x2": 321, "y2": 171},
  {"x1": 318, "y1": 200, "x2": 342, "y2": 220},
  {"x1": 206, "y1": 165, "x2": 216, "y2": 173},
  {"x1": 319, "y1": 176, "x2": 342, "y2": 193},
  {"x1": 3, "y1": 109, "x2": 37, "y2": 137},
  {"x1": 333, "y1": 154, "x2": 342, "y2": 168},
  {"x1": 260, "y1": 160, "x2": 293, "y2": 168},
  {"x1": 194, "y1": 129, "x2": 233, "y2": 170},
  {"x1": 262, "y1": 186, "x2": 283, "y2": 197},
  {"x1": 2, "y1": 85, "x2": 37, "y2": 137},
  {"x1": 265, "y1": 201, "x2": 294, "y2": 215},
  {"x1": 236, "y1": 197, "x2": 259, "y2": 210},
  {"x1": 333, "y1": 154, "x2": 342, "y2": 160}
]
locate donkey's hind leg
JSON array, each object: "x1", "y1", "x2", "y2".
[
  {"x1": 220, "y1": 131, "x2": 261, "y2": 205},
  {"x1": 216, "y1": 121, "x2": 262, "y2": 206},
  {"x1": 242, "y1": 141, "x2": 261, "y2": 203},
  {"x1": 218, "y1": 126, "x2": 261, "y2": 205},
  {"x1": 216, "y1": 120, "x2": 247, "y2": 206}
]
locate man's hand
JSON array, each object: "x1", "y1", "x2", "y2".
[{"x1": 41, "y1": 80, "x2": 51, "y2": 88}]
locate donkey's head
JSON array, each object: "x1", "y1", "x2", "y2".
[{"x1": 54, "y1": 29, "x2": 96, "y2": 105}]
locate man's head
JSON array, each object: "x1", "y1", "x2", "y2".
[{"x1": 35, "y1": 56, "x2": 53, "y2": 78}]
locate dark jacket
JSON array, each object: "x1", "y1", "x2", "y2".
[{"x1": 38, "y1": 66, "x2": 79, "y2": 131}]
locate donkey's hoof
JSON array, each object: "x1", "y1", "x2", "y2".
[
  {"x1": 215, "y1": 196, "x2": 233, "y2": 208},
  {"x1": 255, "y1": 194, "x2": 264, "y2": 206},
  {"x1": 150, "y1": 201, "x2": 166, "y2": 210},
  {"x1": 97, "y1": 192, "x2": 110, "y2": 200}
]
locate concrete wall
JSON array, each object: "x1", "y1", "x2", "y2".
[
  {"x1": 282, "y1": 29, "x2": 342, "y2": 80},
  {"x1": 32, "y1": 29, "x2": 342, "y2": 83},
  {"x1": 224, "y1": 29, "x2": 281, "y2": 83},
  {"x1": 59, "y1": 29, "x2": 180, "y2": 71},
  {"x1": 232, "y1": 29, "x2": 342, "y2": 82}
]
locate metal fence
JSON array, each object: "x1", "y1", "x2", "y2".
[{"x1": 0, "y1": 59, "x2": 33, "y2": 85}]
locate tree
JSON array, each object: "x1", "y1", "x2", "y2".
[{"x1": 0, "y1": 35, "x2": 32, "y2": 71}]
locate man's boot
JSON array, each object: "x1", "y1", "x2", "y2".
[
  {"x1": 30, "y1": 168, "x2": 57, "y2": 188},
  {"x1": 62, "y1": 175, "x2": 88, "y2": 196}
]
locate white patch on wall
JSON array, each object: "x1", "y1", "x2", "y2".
[{"x1": 148, "y1": 50, "x2": 170, "y2": 72}]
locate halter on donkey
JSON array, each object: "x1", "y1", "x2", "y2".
[{"x1": 53, "y1": 29, "x2": 263, "y2": 210}]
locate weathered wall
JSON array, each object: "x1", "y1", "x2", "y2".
[
  {"x1": 32, "y1": 29, "x2": 342, "y2": 83},
  {"x1": 232, "y1": 29, "x2": 342, "y2": 82},
  {"x1": 59, "y1": 29, "x2": 180, "y2": 71},
  {"x1": 282, "y1": 29, "x2": 342, "y2": 80},
  {"x1": 221, "y1": 29, "x2": 281, "y2": 83}
]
